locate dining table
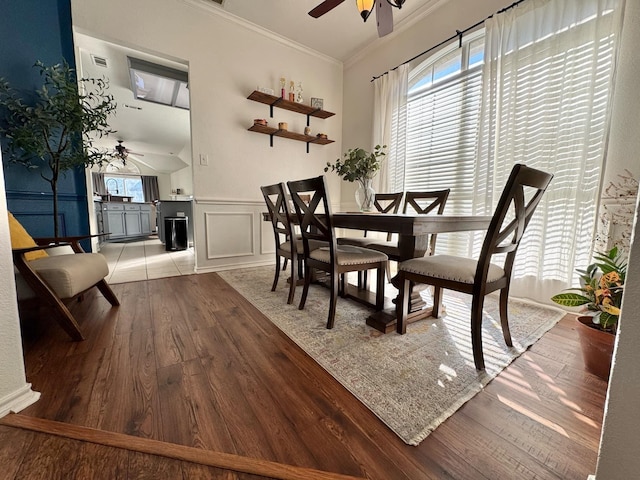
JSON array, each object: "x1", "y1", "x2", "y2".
[
  {"x1": 331, "y1": 212, "x2": 492, "y2": 332},
  {"x1": 262, "y1": 210, "x2": 492, "y2": 332}
]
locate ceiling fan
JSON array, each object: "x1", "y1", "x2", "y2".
[
  {"x1": 113, "y1": 140, "x2": 144, "y2": 162},
  {"x1": 309, "y1": 0, "x2": 406, "y2": 38}
]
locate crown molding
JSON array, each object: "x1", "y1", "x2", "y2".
[{"x1": 178, "y1": 0, "x2": 342, "y2": 67}]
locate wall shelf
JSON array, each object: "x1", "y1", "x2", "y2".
[
  {"x1": 247, "y1": 90, "x2": 335, "y2": 152},
  {"x1": 247, "y1": 90, "x2": 335, "y2": 121}
]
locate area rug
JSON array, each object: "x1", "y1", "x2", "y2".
[{"x1": 218, "y1": 266, "x2": 565, "y2": 446}]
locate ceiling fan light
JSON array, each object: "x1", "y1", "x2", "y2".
[
  {"x1": 356, "y1": 0, "x2": 374, "y2": 22},
  {"x1": 386, "y1": 0, "x2": 405, "y2": 8}
]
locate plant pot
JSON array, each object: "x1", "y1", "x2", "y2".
[{"x1": 576, "y1": 315, "x2": 615, "y2": 381}]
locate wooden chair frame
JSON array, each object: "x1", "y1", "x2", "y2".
[
  {"x1": 261, "y1": 182, "x2": 303, "y2": 304},
  {"x1": 396, "y1": 164, "x2": 554, "y2": 370},
  {"x1": 12, "y1": 234, "x2": 119, "y2": 341},
  {"x1": 287, "y1": 176, "x2": 387, "y2": 329}
]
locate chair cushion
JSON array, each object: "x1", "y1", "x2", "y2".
[
  {"x1": 399, "y1": 254, "x2": 505, "y2": 284},
  {"x1": 281, "y1": 239, "x2": 327, "y2": 253},
  {"x1": 364, "y1": 240, "x2": 399, "y2": 256},
  {"x1": 20, "y1": 253, "x2": 110, "y2": 299},
  {"x1": 310, "y1": 245, "x2": 387, "y2": 266},
  {"x1": 8, "y1": 212, "x2": 48, "y2": 261},
  {"x1": 337, "y1": 237, "x2": 373, "y2": 247}
]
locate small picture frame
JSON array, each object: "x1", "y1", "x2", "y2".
[{"x1": 310, "y1": 97, "x2": 324, "y2": 110}]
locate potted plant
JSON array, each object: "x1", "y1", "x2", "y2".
[
  {"x1": 324, "y1": 144, "x2": 386, "y2": 212},
  {"x1": 0, "y1": 61, "x2": 116, "y2": 237},
  {"x1": 551, "y1": 246, "x2": 626, "y2": 380}
]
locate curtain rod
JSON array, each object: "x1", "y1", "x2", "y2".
[{"x1": 370, "y1": 0, "x2": 528, "y2": 82}]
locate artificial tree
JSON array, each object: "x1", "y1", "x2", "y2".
[{"x1": 0, "y1": 61, "x2": 116, "y2": 237}]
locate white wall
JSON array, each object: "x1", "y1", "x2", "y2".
[
  {"x1": 72, "y1": 0, "x2": 344, "y2": 272},
  {"x1": 0, "y1": 153, "x2": 40, "y2": 417},
  {"x1": 594, "y1": 0, "x2": 640, "y2": 477}
]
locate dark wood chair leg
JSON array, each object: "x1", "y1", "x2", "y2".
[
  {"x1": 96, "y1": 280, "x2": 120, "y2": 306},
  {"x1": 298, "y1": 264, "x2": 311, "y2": 311},
  {"x1": 282, "y1": 258, "x2": 288, "y2": 271},
  {"x1": 499, "y1": 287, "x2": 513, "y2": 346},
  {"x1": 286, "y1": 252, "x2": 297, "y2": 305},
  {"x1": 327, "y1": 271, "x2": 339, "y2": 329},
  {"x1": 470, "y1": 295, "x2": 485, "y2": 370},
  {"x1": 271, "y1": 256, "x2": 281, "y2": 292}
]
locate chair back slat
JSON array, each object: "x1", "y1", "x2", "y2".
[
  {"x1": 261, "y1": 182, "x2": 295, "y2": 251},
  {"x1": 476, "y1": 164, "x2": 553, "y2": 286},
  {"x1": 287, "y1": 176, "x2": 336, "y2": 255},
  {"x1": 371, "y1": 192, "x2": 404, "y2": 240},
  {"x1": 403, "y1": 190, "x2": 450, "y2": 215},
  {"x1": 402, "y1": 189, "x2": 451, "y2": 255}
]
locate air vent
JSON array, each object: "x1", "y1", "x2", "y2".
[
  {"x1": 208, "y1": 0, "x2": 224, "y2": 5},
  {"x1": 91, "y1": 54, "x2": 108, "y2": 68}
]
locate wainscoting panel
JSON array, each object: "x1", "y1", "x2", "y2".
[
  {"x1": 260, "y1": 217, "x2": 276, "y2": 255},
  {"x1": 204, "y1": 212, "x2": 254, "y2": 259}
]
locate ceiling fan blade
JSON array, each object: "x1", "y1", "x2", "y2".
[
  {"x1": 308, "y1": 0, "x2": 346, "y2": 18},
  {"x1": 376, "y1": 0, "x2": 393, "y2": 37}
]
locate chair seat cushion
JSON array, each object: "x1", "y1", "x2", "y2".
[
  {"x1": 21, "y1": 253, "x2": 110, "y2": 299},
  {"x1": 337, "y1": 237, "x2": 373, "y2": 247},
  {"x1": 311, "y1": 245, "x2": 387, "y2": 266},
  {"x1": 399, "y1": 254, "x2": 505, "y2": 284},
  {"x1": 364, "y1": 240, "x2": 399, "y2": 256},
  {"x1": 281, "y1": 239, "x2": 327, "y2": 253}
]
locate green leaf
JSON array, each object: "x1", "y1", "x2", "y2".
[{"x1": 550, "y1": 292, "x2": 592, "y2": 307}]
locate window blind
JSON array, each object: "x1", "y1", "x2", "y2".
[{"x1": 392, "y1": 66, "x2": 483, "y2": 255}]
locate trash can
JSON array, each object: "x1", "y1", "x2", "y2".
[{"x1": 164, "y1": 216, "x2": 188, "y2": 251}]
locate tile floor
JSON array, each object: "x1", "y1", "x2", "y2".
[{"x1": 99, "y1": 238, "x2": 195, "y2": 284}]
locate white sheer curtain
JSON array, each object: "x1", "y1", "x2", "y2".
[
  {"x1": 373, "y1": 64, "x2": 409, "y2": 193},
  {"x1": 474, "y1": 0, "x2": 625, "y2": 303}
]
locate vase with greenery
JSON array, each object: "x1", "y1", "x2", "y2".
[
  {"x1": 551, "y1": 246, "x2": 626, "y2": 380},
  {"x1": 324, "y1": 145, "x2": 386, "y2": 212},
  {"x1": 0, "y1": 61, "x2": 116, "y2": 237}
]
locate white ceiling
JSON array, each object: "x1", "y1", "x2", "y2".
[
  {"x1": 218, "y1": 0, "x2": 441, "y2": 61},
  {"x1": 74, "y1": 0, "x2": 443, "y2": 175}
]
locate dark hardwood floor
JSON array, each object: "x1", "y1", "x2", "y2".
[{"x1": 3, "y1": 272, "x2": 607, "y2": 479}]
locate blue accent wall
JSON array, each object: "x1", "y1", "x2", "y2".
[{"x1": 0, "y1": 0, "x2": 91, "y2": 250}]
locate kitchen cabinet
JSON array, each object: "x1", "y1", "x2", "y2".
[{"x1": 102, "y1": 202, "x2": 153, "y2": 240}]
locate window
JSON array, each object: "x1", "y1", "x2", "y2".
[
  {"x1": 104, "y1": 175, "x2": 144, "y2": 203},
  {"x1": 128, "y1": 57, "x2": 189, "y2": 110},
  {"x1": 391, "y1": 32, "x2": 485, "y2": 254},
  {"x1": 388, "y1": 0, "x2": 622, "y2": 299}
]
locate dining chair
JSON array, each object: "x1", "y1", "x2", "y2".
[
  {"x1": 337, "y1": 192, "x2": 404, "y2": 247},
  {"x1": 337, "y1": 191, "x2": 403, "y2": 288},
  {"x1": 261, "y1": 182, "x2": 304, "y2": 304},
  {"x1": 365, "y1": 189, "x2": 450, "y2": 279},
  {"x1": 395, "y1": 164, "x2": 554, "y2": 370},
  {"x1": 287, "y1": 175, "x2": 388, "y2": 329}
]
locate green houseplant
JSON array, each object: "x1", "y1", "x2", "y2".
[
  {"x1": 551, "y1": 246, "x2": 626, "y2": 380},
  {"x1": 324, "y1": 144, "x2": 386, "y2": 212},
  {"x1": 0, "y1": 61, "x2": 116, "y2": 237}
]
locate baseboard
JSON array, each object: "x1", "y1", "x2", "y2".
[{"x1": 0, "y1": 383, "x2": 40, "y2": 418}]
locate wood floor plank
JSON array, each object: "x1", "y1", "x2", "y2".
[
  {"x1": 1, "y1": 415, "x2": 367, "y2": 480},
  {"x1": 9, "y1": 272, "x2": 606, "y2": 480},
  {"x1": 127, "y1": 450, "x2": 184, "y2": 479},
  {"x1": 13, "y1": 430, "x2": 81, "y2": 479},
  {"x1": 0, "y1": 425, "x2": 36, "y2": 478}
]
